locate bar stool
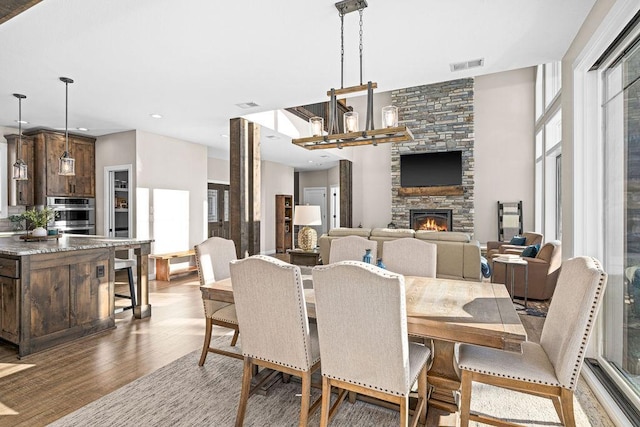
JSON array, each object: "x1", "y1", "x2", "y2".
[{"x1": 114, "y1": 258, "x2": 136, "y2": 313}]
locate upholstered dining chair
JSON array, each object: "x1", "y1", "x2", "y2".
[
  {"x1": 328, "y1": 235, "x2": 377, "y2": 264},
  {"x1": 457, "y1": 256, "x2": 608, "y2": 427},
  {"x1": 383, "y1": 238, "x2": 437, "y2": 277},
  {"x1": 195, "y1": 236, "x2": 241, "y2": 365},
  {"x1": 312, "y1": 261, "x2": 431, "y2": 427},
  {"x1": 230, "y1": 255, "x2": 321, "y2": 427}
]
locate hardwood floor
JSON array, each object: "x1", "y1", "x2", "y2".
[{"x1": 0, "y1": 273, "x2": 207, "y2": 427}]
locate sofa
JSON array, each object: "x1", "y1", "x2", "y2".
[
  {"x1": 318, "y1": 227, "x2": 482, "y2": 281},
  {"x1": 486, "y1": 232, "x2": 543, "y2": 260}
]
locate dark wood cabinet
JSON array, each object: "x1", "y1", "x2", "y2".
[
  {"x1": 26, "y1": 129, "x2": 96, "y2": 204},
  {"x1": 0, "y1": 258, "x2": 19, "y2": 344},
  {"x1": 275, "y1": 194, "x2": 293, "y2": 253},
  {"x1": 4, "y1": 134, "x2": 35, "y2": 205}
]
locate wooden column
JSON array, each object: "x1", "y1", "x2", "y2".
[
  {"x1": 229, "y1": 118, "x2": 261, "y2": 258},
  {"x1": 339, "y1": 159, "x2": 352, "y2": 228}
]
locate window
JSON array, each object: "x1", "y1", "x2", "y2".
[
  {"x1": 534, "y1": 62, "x2": 562, "y2": 240},
  {"x1": 602, "y1": 32, "x2": 640, "y2": 409}
]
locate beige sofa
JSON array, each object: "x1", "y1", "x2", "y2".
[{"x1": 318, "y1": 227, "x2": 482, "y2": 281}]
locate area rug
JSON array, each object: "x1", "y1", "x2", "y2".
[{"x1": 49, "y1": 336, "x2": 610, "y2": 427}]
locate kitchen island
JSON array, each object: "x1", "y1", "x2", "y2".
[{"x1": 0, "y1": 235, "x2": 152, "y2": 357}]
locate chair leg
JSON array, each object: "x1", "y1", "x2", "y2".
[
  {"x1": 399, "y1": 395, "x2": 409, "y2": 427},
  {"x1": 459, "y1": 370, "x2": 472, "y2": 427},
  {"x1": 235, "y1": 357, "x2": 253, "y2": 427},
  {"x1": 198, "y1": 317, "x2": 213, "y2": 366},
  {"x1": 320, "y1": 377, "x2": 331, "y2": 427},
  {"x1": 560, "y1": 388, "x2": 575, "y2": 427},
  {"x1": 126, "y1": 266, "x2": 136, "y2": 307},
  {"x1": 299, "y1": 370, "x2": 311, "y2": 427},
  {"x1": 552, "y1": 395, "x2": 565, "y2": 425},
  {"x1": 418, "y1": 364, "x2": 427, "y2": 426},
  {"x1": 230, "y1": 329, "x2": 240, "y2": 346}
]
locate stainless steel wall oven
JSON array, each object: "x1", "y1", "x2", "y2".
[{"x1": 46, "y1": 197, "x2": 96, "y2": 235}]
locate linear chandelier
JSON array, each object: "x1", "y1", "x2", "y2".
[{"x1": 292, "y1": 0, "x2": 413, "y2": 150}]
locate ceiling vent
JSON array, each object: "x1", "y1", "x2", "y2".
[
  {"x1": 450, "y1": 58, "x2": 484, "y2": 72},
  {"x1": 235, "y1": 101, "x2": 259, "y2": 109}
]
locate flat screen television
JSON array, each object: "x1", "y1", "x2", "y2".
[{"x1": 400, "y1": 151, "x2": 462, "y2": 187}]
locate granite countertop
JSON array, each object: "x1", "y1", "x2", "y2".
[{"x1": 0, "y1": 234, "x2": 153, "y2": 256}]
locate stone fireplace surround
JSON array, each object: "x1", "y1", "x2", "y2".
[{"x1": 390, "y1": 78, "x2": 475, "y2": 235}]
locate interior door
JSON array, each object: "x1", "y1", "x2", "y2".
[
  {"x1": 303, "y1": 187, "x2": 327, "y2": 236},
  {"x1": 208, "y1": 183, "x2": 230, "y2": 238}
]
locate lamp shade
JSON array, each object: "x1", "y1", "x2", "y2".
[{"x1": 293, "y1": 205, "x2": 321, "y2": 226}]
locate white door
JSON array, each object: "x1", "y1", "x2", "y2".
[{"x1": 303, "y1": 187, "x2": 327, "y2": 236}]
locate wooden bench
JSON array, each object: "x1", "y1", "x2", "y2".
[{"x1": 150, "y1": 249, "x2": 197, "y2": 282}]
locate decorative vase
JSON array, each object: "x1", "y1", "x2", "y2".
[
  {"x1": 32, "y1": 227, "x2": 47, "y2": 237},
  {"x1": 362, "y1": 249, "x2": 373, "y2": 264},
  {"x1": 376, "y1": 258, "x2": 386, "y2": 269}
]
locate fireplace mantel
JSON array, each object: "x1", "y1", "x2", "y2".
[{"x1": 397, "y1": 185, "x2": 464, "y2": 197}]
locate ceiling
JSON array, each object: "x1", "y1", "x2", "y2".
[{"x1": 0, "y1": 0, "x2": 595, "y2": 171}]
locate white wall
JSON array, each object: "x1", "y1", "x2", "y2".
[
  {"x1": 261, "y1": 160, "x2": 294, "y2": 254},
  {"x1": 95, "y1": 131, "x2": 136, "y2": 236},
  {"x1": 207, "y1": 156, "x2": 229, "y2": 183},
  {"x1": 474, "y1": 68, "x2": 536, "y2": 243},
  {"x1": 135, "y1": 130, "x2": 208, "y2": 252}
]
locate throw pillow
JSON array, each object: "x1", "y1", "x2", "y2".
[
  {"x1": 521, "y1": 244, "x2": 540, "y2": 258},
  {"x1": 509, "y1": 235, "x2": 527, "y2": 246}
]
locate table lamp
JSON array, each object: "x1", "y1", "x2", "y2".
[{"x1": 293, "y1": 205, "x2": 321, "y2": 251}]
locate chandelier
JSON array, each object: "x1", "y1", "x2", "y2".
[
  {"x1": 291, "y1": 0, "x2": 413, "y2": 150},
  {"x1": 59, "y1": 77, "x2": 75, "y2": 176},
  {"x1": 12, "y1": 93, "x2": 28, "y2": 180}
]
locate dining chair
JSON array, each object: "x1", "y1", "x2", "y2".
[
  {"x1": 230, "y1": 255, "x2": 321, "y2": 427},
  {"x1": 195, "y1": 236, "x2": 242, "y2": 365},
  {"x1": 383, "y1": 238, "x2": 437, "y2": 277},
  {"x1": 328, "y1": 235, "x2": 377, "y2": 264},
  {"x1": 457, "y1": 256, "x2": 608, "y2": 427},
  {"x1": 312, "y1": 261, "x2": 431, "y2": 427}
]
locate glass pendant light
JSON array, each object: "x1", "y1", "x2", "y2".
[
  {"x1": 58, "y1": 77, "x2": 75, "y2": 176},
  {"x1": 12, "y1": 93, "x2": 28, "y2": 180}
]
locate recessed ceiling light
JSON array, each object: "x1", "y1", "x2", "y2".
[
  {"x1": 308, "y1": 160, "x2": 313, "y2": 163},
  {"x1": 150, "y1": 113, "x2": 163, "y2": 119},
  {"x1": 265, "y1": 135, "x2": 278, "y2": 140},
  {"x1": 15, "y1": 120, "x2": 28, "y2": 124},
  {"x1": 220, "y1": 134, "x2": 229, "y2": 138},
  {"x1": 76, "y1": 127, "x2": 88, "y2": 131},
  {"x1": 235, "y1": 102, "x2": 259, "y2": 109},
  {"x1": 450, "y1": 58, "x2": 484, "y2": 72}
]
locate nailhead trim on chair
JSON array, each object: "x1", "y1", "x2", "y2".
[
  {"x1": 566, "y1": 256, "x2": 605, "y2": 390},
  {"x1": 456, "y1": 364, "x2": 561, "y2": 387},
  {"x1": 324, "y1": 374, "x2": 407, "y2": 397}
]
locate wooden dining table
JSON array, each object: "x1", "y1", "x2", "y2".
[{"x1": 200, "y1": 275, "x2": 527, "y2": 413}]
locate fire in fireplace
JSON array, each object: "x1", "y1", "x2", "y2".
[{"x1": 410, "y1": 209, "x2": 453, "y2": 232}]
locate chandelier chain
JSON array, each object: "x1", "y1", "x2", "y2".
[
  {"x1": 340, "y1": 10, "x2": 344, "y2": 89},
  {"x1": 359, "y1": 8, "x2": 364, "y2": 85}
]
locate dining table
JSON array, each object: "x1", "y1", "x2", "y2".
[{"x1": 200, "y1": 274, "x2": 527, "y2": 413}]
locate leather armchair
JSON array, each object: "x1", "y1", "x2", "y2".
[
  {"x1": 486, "y1": 232, "x2": 543, "y2": 259},
  {"x1": 491, "y1": 240, "x2": 561, "y2": 300}
]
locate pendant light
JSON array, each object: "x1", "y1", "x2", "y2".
[
  {"x1": 58, "y1": 77, "x2": 75, "y2": 176},
  {"x1": 12, "y1": 93, "x2": 28, "y2": 181}
]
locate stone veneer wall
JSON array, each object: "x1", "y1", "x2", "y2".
[{"x1": 390, "y1": 78, "x2": 474, "y2": 234}]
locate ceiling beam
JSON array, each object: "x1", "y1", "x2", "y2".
[{"x1": 0, "y1": 0, "x2": 42, "y2": 26}]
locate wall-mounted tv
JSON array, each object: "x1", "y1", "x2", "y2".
[{"x1": 400, "y1": 150, "x2": 463, "y2": 187}]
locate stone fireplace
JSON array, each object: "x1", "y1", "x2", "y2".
[
  {"x1": 410, "y1": 209, "x2": 453, "y2": 231},
  {"x1": 390, "y1": 78, "x2": 475, "y2": 235}
]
